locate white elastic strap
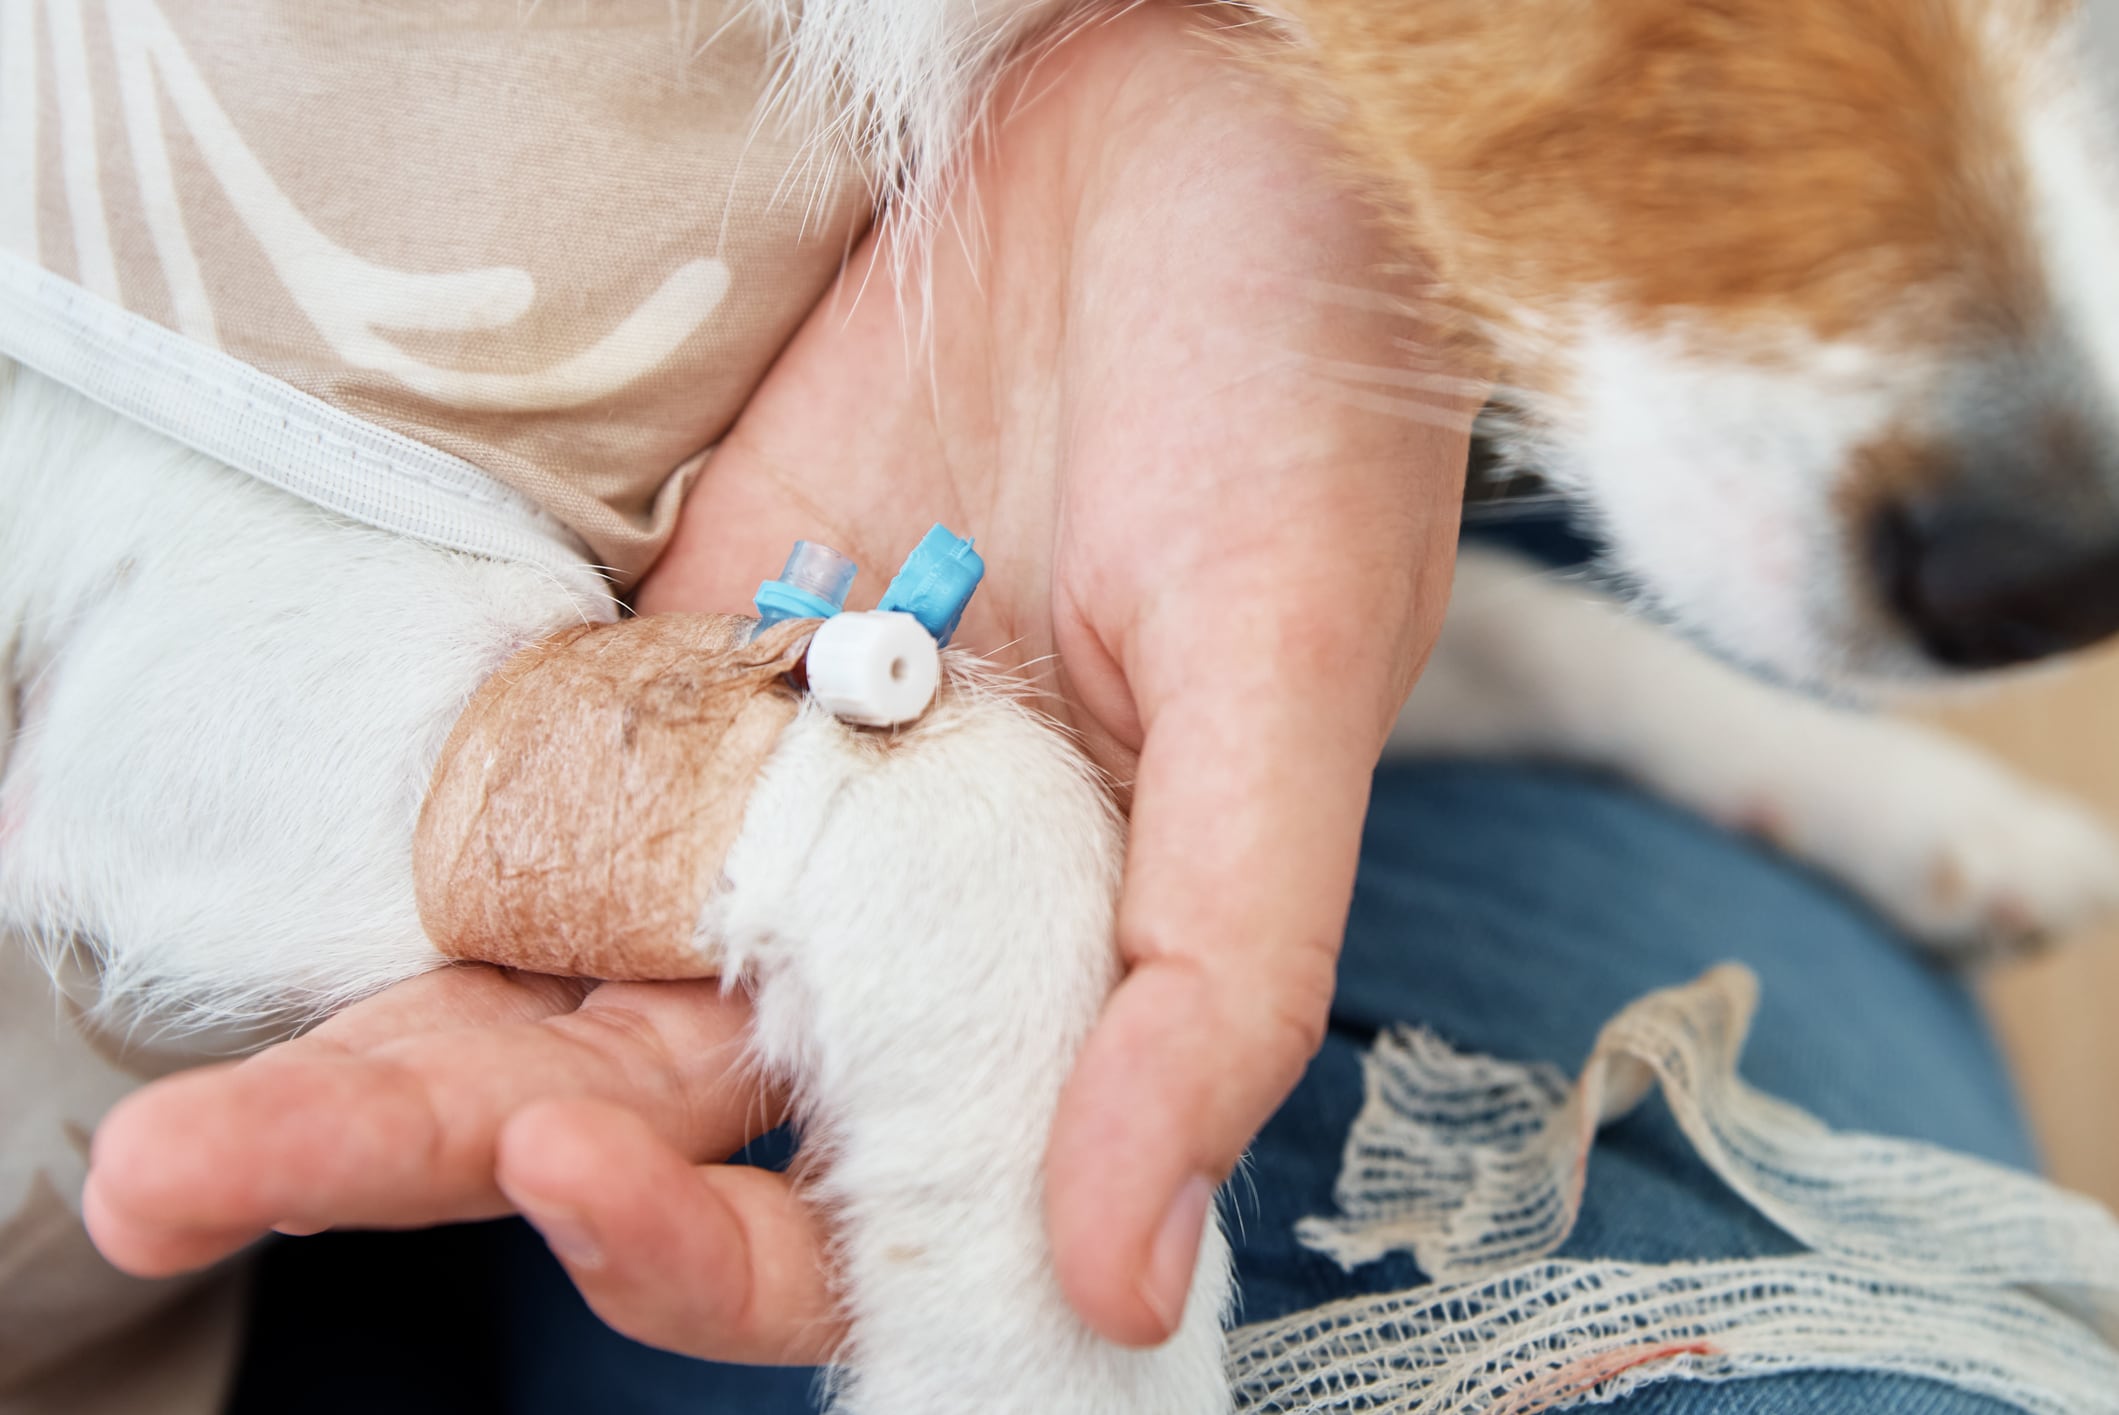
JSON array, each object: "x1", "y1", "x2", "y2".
[{"x1": 0, "y1": 252, "x2": 609, "y2": 604}]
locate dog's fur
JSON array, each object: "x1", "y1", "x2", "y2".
[
  {"x1": 759, "y1": 0, "x2": 2119, "y2": 686},
  {"x1": 6, "y1": 1, "x2": 2119, "y2": 1411}
]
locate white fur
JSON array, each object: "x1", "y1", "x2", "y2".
[
  {"x1": 710, "y1": 688, "x2": 1231, "y2": 1414},
  {"x1": 1521, "y1": 321, "x2": 1935, "y2": 689},
  {"x1": 2021, "y1": 26, "x2": 2119, "y2": 422},
  {"x1": 747, "y1": 0, "x2": 1075, "y2": 222},
  {"x1": 0, "y1": 359, "x2": 611, "y2": 1026}
]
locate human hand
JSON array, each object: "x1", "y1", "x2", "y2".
[
  {"x1": 633, "y1": 1, "x2": 1474, "y2": 1348},
  {"x1": 85, "y1": 967, "x2": 850, "y2": 1361},
  {"x1": 85, "y1": 0, "x2": 1474, "y2": 1360}
]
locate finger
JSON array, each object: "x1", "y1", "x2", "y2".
[
  {"x1": 1045, "y1": 658, "x2": 1392, "y2": 1345},
  {"x1": 83, "y1": 965, "x2": 586, "y2": 1275},
  {"x1": 497, "y1": 1099, "x2": 842, "y2": 1365},
  {"x1": 87, "y1": 977, "x2": 777, "y2": 1277},
  {"x1": 1047, "y1": 216, "x2": 1468, "y2": 1342}
]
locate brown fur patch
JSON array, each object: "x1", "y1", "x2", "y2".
[{"x1": 1284, "y1": 0, "x2": 2059, "y2": 346}]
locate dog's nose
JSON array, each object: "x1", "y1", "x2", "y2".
[{"x1": 1874, "y1": 499, "x2": 2119, "y2": 668}]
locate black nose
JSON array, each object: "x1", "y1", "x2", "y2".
[{"x1": 1874, "y1": 500, "x2": 2119, "y2": 669}]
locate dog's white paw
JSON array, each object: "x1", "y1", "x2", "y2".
[{"x1": 1727, "y1": 720, "x2": 2119, "y2": 960}]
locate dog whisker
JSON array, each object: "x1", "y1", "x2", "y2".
[
  {"x1": 1308, "y1": 356, "x2": 1490, "y2": 401},
  {"x1": 1316, "y1": 382, "x2": 1484, "y2": 434}
]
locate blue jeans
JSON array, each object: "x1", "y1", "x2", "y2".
[{"x1": 228, "y1": 764, "x2": 2033, "y2": 1415}]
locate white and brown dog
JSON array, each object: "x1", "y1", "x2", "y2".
[{"x1": 4, "y1": 2, "x2": 2119, "y2": 1412}]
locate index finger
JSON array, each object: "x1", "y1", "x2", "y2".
[{"x1": 84, "y1": 966, "x2": 780, "y2": 1277}]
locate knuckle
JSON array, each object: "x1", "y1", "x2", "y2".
[
  {"x1": 553, "y1": 1004, "x2": 685, "y2": 1110},
  {"x1": 580, "y1": 1278, "x2": 695, "y2": 1354},
  {"x1": 1192, "y1": 928, "x2": 1338, "y2": 1105},
  {"x1": 1256, "y1": 930, "x2": 1340, "y2": 1061},
  {"x1": 1256, "y1": 986, "x2": 1330, "y2": 1072}
]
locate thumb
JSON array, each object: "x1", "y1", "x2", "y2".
[{"x1": 1044, "y1": 571, "x2": 1448, "y2": 1347}]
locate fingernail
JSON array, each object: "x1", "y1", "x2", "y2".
[
  {"x1": 517, "y1": 1201, "x2": 605, "y2": 1271},
  {"x1": 1140, "y1": 1174, "x2": 1214, "y2": 1337},
  {"x1": 272, "y1": 1220, "x2": 328, "y2": 1237}
]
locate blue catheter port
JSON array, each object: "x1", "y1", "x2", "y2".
[
  {"x1": 878, "y1": 525, "x2": 985, "y2": 647},
  {"x1": 754, "y1": 540, "x2": 858, "y2": 628}
]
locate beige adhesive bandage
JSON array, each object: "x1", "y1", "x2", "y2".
[{"x1": 414, "y1": 615, "x2": 815, "y2": 979}]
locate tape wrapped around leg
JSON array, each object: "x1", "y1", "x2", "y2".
[{"x1": 414, "y1": 615, "x2": 814, "y2": 979}]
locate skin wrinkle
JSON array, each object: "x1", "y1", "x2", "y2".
[
  {"x1": 550, "y1": 1005, "x2": 699, "y2": 1150},
  {"x1": 404, "y1": 1053, "x2": 475, "y2": 1224}
]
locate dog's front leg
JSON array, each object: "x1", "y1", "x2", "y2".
[
  {"x1": 712, "y1": 692, "x2": 1233, "y2": 1415},
  {"x1": 1397, "y1": 545, "x2": 2119, "y2": 955}
]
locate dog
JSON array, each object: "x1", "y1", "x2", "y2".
[{"x1": 4, "y1": 1, "x2": 2119, "y2": 1411}]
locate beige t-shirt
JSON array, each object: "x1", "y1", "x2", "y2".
[
  {"x1": 1, "y1": 0, "x2": 872, "y2": 589},
  {"x1": 0, "y1": 1, "x2": 874, "y2": 1406}
]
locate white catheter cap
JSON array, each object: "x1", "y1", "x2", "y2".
[{"x1": 804, "y1": 610, "x2": 942, "y2": 727}]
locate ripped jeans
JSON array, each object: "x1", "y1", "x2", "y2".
[{"x1": 229, "y1": 762, "x2": 2042, "y2": 1414}]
